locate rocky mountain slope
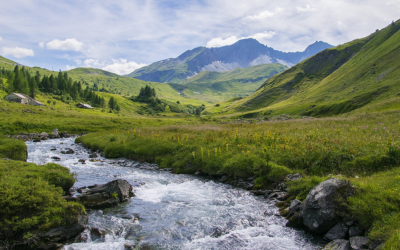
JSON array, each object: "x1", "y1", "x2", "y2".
[{"x1": 127, "y1": 39, "x2": 333, "y2": 83}]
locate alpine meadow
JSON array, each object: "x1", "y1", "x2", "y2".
[{"x1": 1, "y1": 2, "x2": 400, "y2": 249}]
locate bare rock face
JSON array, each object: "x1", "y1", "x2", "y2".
[
  {"x1": 300, "y1": 178, "x2": 354, "y2": 234},
  {"x1": 71, "y1": 179, "x2": 135, "y2": 209}
]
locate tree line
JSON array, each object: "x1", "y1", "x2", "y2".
[{"x1": 0, "y1": 66, "x2": 119, "y2": 110}]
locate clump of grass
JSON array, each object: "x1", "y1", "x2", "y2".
[
  {"x1": 348, "y1": 167, "x2": 400, "y2": 242},
  {"x1": 0, "y1": 160, "x2": 85, "y2": 242},
  {"x1": 0, "y1": 136, "x2": 27, "y2": 161},
  {"x1": 286, "y1": 176, "x2": 328, "y2": 200}
]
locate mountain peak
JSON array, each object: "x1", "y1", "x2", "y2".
[{"x1": 127, "y1": 40, "x2": 333, "y2": 82}]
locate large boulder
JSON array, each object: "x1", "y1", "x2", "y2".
[
  {"x1": 322, "y1": 239, "x2": 350, "y2": 250},
  {"x1": 324, "y1": 222, "x2": 349, "y2": 241},
  {"x1": 71, "y1": 179, "x2": 134, "y2": 209},
  {"x1": 61, "y1": 148, "x2": 74, "y2": 154},
  {"x1": 349, "y1": 236, "x2": 369, "y2": 250},
  {"x1": 50, "y1": 129, "x2": 60, "y2": 138},
  {"x1": 300, "y1": 178, "x2": 354, "y2": 234},
  {"x1": 42, "y1": 215, "x2": 88, "y2": 242}
]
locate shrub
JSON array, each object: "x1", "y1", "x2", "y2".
[
  {"x1": 0, "y1": 137, "x2": 27, "y2": 161},
  {"x1": 0, "y1": 160, "x2": 85, "y2": 241}
]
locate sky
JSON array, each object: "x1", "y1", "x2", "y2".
[{"x1": 0, "y1": 0, "x2": 399, "y2": 75}]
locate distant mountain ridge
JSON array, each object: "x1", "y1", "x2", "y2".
[
  {"x1": 222, "y1": 20, "x2": 400, "y2": 117},
  {"x1": 127, "y1": 39, "x2": 333, "y2": 83}
]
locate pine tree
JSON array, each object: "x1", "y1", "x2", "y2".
[
  {"x1": 108, "y1": 97, "x2": 115, "y2": 109},
  {"x1": 28, "y1": 76, "x2": 37, "y2": 98}
]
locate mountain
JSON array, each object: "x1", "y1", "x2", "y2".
[
  {"x1": 219, "y1": 20, "x2": 400, "y2": 117},
  {"x1": 168, "y1": 63, "x2": 288, "y2": 103},
  {"x1": 127, "y1": 39, "x2": 333, "y2": 83}
]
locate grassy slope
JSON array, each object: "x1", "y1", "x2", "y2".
[
  {"x1": 67, "y1": 68, "x2": 203, "y2": 105},
  {"x1": 169, "y1": 64, "x2": 288, "y2": 103},
  {"x1": 0, "y1": 58, "x2": 202, "y2": 106},
  {"x1": 0, "y1": 88, "x2": 209, "y2": 136},
  {"x1": 222, "y1": 20, "x2": 400, "y2": 117}
]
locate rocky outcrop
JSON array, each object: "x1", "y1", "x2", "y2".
[
  {"x1": 41, "y1": 215, "x2": 88, "y2": 243},
  {"x1": 67, "y1": 179, "x2": 135, "y2": 209},
  {"x1": 7, "y1": 129, "x2": 76, "y2": 141},
  {"x1": 300, "y1": 178, "x2": 354, "y2": 234},
  {"x1": 10, "y1": 215, "x2": 88, "y2": 250}
]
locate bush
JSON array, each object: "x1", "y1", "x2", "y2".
[
  {"x1": 0, "y1": 160, "x2": 85, "y2": 241},
  {"x1": 0, "y1": 137, "x2": 27, "y2": 161}
]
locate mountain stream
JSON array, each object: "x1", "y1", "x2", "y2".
[{"x1": 26, "y1": 138, "x2": 323, "y2": 250}]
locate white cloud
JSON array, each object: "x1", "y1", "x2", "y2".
[
  {"x1": 81, "y1": 58, "x2": 147, "y2": 75},
  {"x1": 245, "y1": 7, "x2": 284, "y2": 20},
  {"x1": 38, "y1": 42, "x2": 44, "y2": 48},
  {"x1": 250, "y1": 31, "x2": 276, "y2": 41},
  {"x1": 75, "y1": 59, "x2": 82, "y2": 65},
  {"x1": 206, "y1": 31, "x2": 276, "y2": 48},
  {"x1": 46, "y1": 38, "x2": 83, "y2": 51},
  {"x1": 206, "y1": 36, "x2": 239, "y2": 48},
  {"x1": 66, "y1": 65, "x2": 76, "y2": 70},
  {"x1": 0, "y1": 36, "x2": 2, "y2": 42},
  {"x1": 2, "y1": 46, "x2": 34, "y2": 58},
  {"x1": 297, "y1": 5, "x2": 317, "y2": 13}
]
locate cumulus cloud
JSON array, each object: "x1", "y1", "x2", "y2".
[
  {"x1": 250, "y1": 31, "x2": 276, "y2": 41},
  {"x1": 46, "y1": 38, "x2": 83, "y2": 51},
  {"x1": 65, "y1": 65, "x2": 76, "y2": 70},
  {"x1": 80, "y1": 58, "x2": 147, "y2": 75},
  {"x1": 206, "y1": 36, "x2": 239, "y2": 48},
  {"x1": 2, "y1": 46, "x2": 34, "y2": 58},
  {"x1": 206, "y1": 31, "x2": 276, "y2": 48},
  {"x1": 297, "y1": 5, "x2": 316, "y2": 13},
  {"x1": 0, "y1": 36, "x2": 2, "y2": 42},
  {"x1": 245, "y1": 7, "x2": 284, "y2": 20},
  {"x1": 38, "y1": 42, "x2": 44, "y2": 48}
]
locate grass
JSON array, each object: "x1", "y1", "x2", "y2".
[
  {"x1": 78, "y1": 110, "x2": 400, "y2": 177},
  {"x1": 219, "y1": 20, "x2": 400, "y2": 118},
  {"x1": 0, "y1": 159, "x2": 85, "y2": 244},
  {"x1": 75, "y1": 109, "x2": 400, "y2": 246},
  {"x1": 0, "y1": 89, "x2": 209, "y2": 136}
]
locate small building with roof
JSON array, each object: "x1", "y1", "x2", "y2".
[
  {"x1": 5, "y1": 93, "x2": 46, "y2": 106},
  {"x1": 76, "y1": 103, "x2": 94, "y2": 109}
]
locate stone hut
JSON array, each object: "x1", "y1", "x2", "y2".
[
  {"x1": 5, "y1": 93, "x2": 46, "y2": 106},
  {"x1": 76, "y1": 103, "x2": 93, "y2": 109}
]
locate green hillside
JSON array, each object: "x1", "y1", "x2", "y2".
[
  {"x1": 66, "y1": 68, "x2": 199, "y2": 104},
  {"x1": 220, "y1": 20, "x2": 400, "y2": 117},
  {"x1": 0, "y1": 59, "x2": 202, "y2": 106},
  {"x1": 169, "y1": 63, "x2": 288, "y2": 103}
]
